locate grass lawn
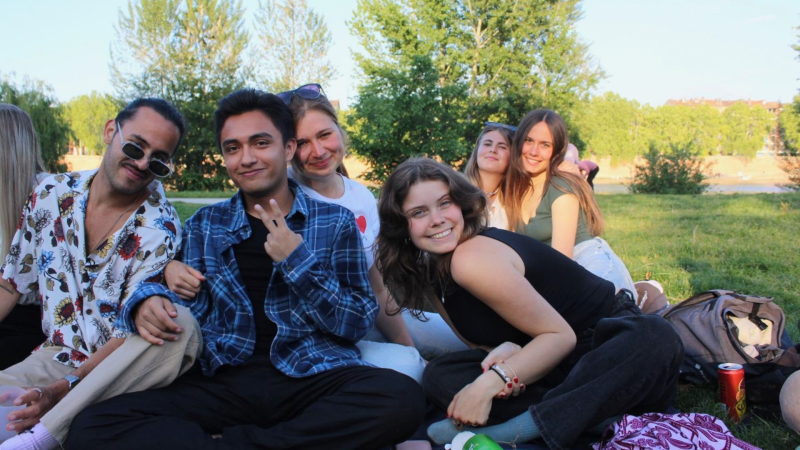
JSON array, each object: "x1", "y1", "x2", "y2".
[
  {"x1": 171, "y1": 192, "x2": 800, "y2": 449},
  {"x1": 165, "y1": 190, "x2": 235, "y2": 198}
]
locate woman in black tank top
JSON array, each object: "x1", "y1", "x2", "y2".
[{"x1": 376, "y1": 158, "x2": 683, "y2": 449}]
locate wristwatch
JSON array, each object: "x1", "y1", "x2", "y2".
[{"x1": 62, "y1": 374, "x2": 81, "y2": 391}]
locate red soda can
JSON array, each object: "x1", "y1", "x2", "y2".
[{"x1": 718, "y1": 363, "x2": 746, "y2": 421}]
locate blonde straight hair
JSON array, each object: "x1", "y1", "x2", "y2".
[{"x1": 0, "y1": 104, "x2": 45, "y2": 260}]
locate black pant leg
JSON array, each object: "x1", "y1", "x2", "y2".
[
  {"x1": 69, "y1": 362, "x2": 425, "y2": 450},
  {"x1": 530, "y1": 311, "x2": 683, "y2": 450},
  {"x1": 586, "y1": 167, "x2": 599, "y2": 190},
  {"x1": 224, "y1": 366, "x2": 425, "y2": 449},
  {"x1": 423, "y1": 348, "x2": 545, "y2": 423},
  {"x1": 0, "y1": 304, "x2": 45, "y2": 369},
  {"x1": 66, "y1": 364, "x2": 266, "y2": 450}
]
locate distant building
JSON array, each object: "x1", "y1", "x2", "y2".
[
  {"x1": 665, "y1": 98, "x2": 782, "y2": 116},
  {"x1": 665, "y1": 97, "x2": 785, "y2": 154}
]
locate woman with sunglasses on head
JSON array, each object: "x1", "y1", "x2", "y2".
[
  {"x1": 376, "y1": 157, "x2": 683, "y2": 449},
  {"x1": 0, "y1": 104, "x2": 48, "y2": 369},
  {"x1": 280, "y1": 84, "x2": 467, "y2": 381},
  {"x1": 505, "y1": 109, "x2": 636, "y2": 295},
  {"x1": 464, "y1": 122, "x2": 516, "y2": 230}
]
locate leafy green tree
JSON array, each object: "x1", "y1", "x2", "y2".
[
  {"x1": 110, "y1": 0, "x2": 249, "y2": 190},
  {"x1": 0, "y1": 75, "x2": 70, "y2": 172},
  {"x1": 346, "y1": 56, "x2": 469, "y2": 182},
  {"x1": 571, "y1": 92, "x2": 646, "y2": 161},
  {"x1": 644, "y1": 104, "x2": 723, "y2": 156},
  {"x1": 348, "y1": 0, "x2": 604, "y2": 177},
  {"x1": 719, "y1": 103, "x2": 773, "y2": 157},
  {"x1": 252, "y1": 0, "x2": 337, "y2": 93},
  {"x1": 778, "y1": 25, "x2": 800, "y2": 189},
  {"x1": 64, "y1": 92, "x2": 121, "y2": 155}
]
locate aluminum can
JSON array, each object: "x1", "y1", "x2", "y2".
[
  {"x1": 718, "y1": 363, "x2": 746, "y2": 421},
  {"x1": 462, "y1": 434, "x2": 503, "y2": 450}
]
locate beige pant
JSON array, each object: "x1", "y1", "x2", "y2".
[
  {"x1": 0, "y1": 305, "x2": 202, "y2": 444},
  {"x1": 781, "y1": 370, "x2": 800, "y2": 435}
]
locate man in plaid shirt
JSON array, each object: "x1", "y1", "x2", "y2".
[{"x1": 67, "y1": 89, "x2": 425, "y2": 450}]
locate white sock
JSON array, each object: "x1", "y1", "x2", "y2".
[{"x1": 0, "y1": 423, "x2": 59, "y2": 450}]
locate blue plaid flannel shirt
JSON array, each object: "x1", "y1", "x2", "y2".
[{"x1": 118, "y1": 181, "x2": 378, "y2": 377}]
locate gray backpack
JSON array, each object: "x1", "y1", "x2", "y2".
[{"x1": 660, "y1": 289, "x2": 800, "y2": 401}]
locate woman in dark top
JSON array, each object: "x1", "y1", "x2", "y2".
[
  {"x1": 0, "y1": 104, "x2": 47, "y2": 369},
  {"x1": 375, "y1": 158, "x2": 683, "y2": 449}
]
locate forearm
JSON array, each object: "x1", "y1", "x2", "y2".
[
  {"x1": 370, "y1": 266, "x2": 414, "y2": 346},
  {"x1": 375, "y1": 304, "x2": 414, "y2": 346},
  {"x1": 501, "y1": 332, "x2": 575, "y2": 386},
  {"x1": 47, "y1": 337, "x2": 125, "y2": 402}
]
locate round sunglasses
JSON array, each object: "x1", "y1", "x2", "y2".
[
  {"x1": 276, "y1": 83, "x2": 324, "y2": 105},
  {"x1": 116, "y1": 122, "x2": 173, "y2": 177}
]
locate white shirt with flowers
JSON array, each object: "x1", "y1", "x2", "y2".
[{"x1": 1, "y1": 170, "x2": 181, "y2": 368}]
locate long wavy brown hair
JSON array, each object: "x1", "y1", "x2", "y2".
[
  {"x1": 376, "y1": 158, "x2": 488, "y2": 317},
  {"x1": 504, "y1": 109, "x2": 605, "y2": 236},
  {"x1": 464, "y1": 124, "x2": 515, "y2": 208},
  {"x1": 286, "y1": 92, "x2": 349, "y2": 181}
]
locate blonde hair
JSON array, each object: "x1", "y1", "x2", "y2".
[
  {"x1": 505, "y1": 109, "x2": 605, "y2": 236},
  {"x1": 0, "y1": 104, "x2": 45, "y2": 260},
  {"x1": 286, "y1": 92, "x2": 349, "y2": 182},
  {"x1": 464, "y1": 124, "x2": 515, "y2": 208}
]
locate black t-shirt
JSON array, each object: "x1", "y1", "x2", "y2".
[
  {"x1": 438, "y1": 227, "x2": 616, "y2": 349},
  {"x1": 232, "y1": 213, "x2": 278, "y2": 354}
]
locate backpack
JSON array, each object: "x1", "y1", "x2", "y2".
[{"x1": 660, "y1": 289, "x2": 800, "y2": 403}]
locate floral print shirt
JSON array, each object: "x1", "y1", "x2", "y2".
[{"x1": 1, "y1": 170, "x2": 181, "y2": 368}]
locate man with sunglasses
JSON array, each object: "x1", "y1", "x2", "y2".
[
  {"x1": 0, "y1": 98, "x2": 202, "y2": 450},
  {"x1": 66, "y1": 88, "x2": 425, "y2": 450}
]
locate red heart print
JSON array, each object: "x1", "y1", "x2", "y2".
[{"x1": 356, "y1": 215, "x2": 367, "y2": 233}]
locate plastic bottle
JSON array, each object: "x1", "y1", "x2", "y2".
[{"x1": 445, "y1": 431, "x2": 504, "y2": 450}]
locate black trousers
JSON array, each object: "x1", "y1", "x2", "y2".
[
  {"x1": 423, "y1": 297, "x2": 684, "y2": 450},
  {"x1": 586, "y1": 167, "x2": 599, "y2": 190},
  {"x1": 67, "y1": 353, "x2": 425, "y2": 450},
  {"x1": 0, "y1": 304, "x2": 45, "y2": 370}
]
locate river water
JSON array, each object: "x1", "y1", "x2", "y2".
[{"x1": 594, "y1": 183, "x2": 794, "y2": 194}]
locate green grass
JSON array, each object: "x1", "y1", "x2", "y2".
[
  {"x1": 171, "y1": 193, "x2": 800, "y2": 449},
  {"x1": 165, "y1": 190, "x2": 235, "y2": 198}
]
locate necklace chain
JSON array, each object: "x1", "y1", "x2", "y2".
[{"x1": 89, "y1": 189, "x2": 146, "y2": 252}]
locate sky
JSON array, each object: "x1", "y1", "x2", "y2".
[{"x1": 1, "y1": 0, "x2": 799, "y2": 109}]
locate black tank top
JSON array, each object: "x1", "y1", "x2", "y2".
[{"x1": 438, "y1": 228, "x2": 615, "y2": 348}]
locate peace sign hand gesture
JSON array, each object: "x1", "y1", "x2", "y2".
[{"x1": 254, "y1": 199, "x2": 303, "y2": 262}]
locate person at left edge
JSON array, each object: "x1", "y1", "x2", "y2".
[
  {"x1": 0, "y1": 99, "x2": 200, "y2": 450},
  {"x1": 66, "y1": 88, "x2": 425, "y2": 450}
]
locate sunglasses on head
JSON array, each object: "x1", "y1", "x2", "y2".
[
  {"x1": 276, "y1": 83, "x2": 324, "y2": 105},
  {"x1": 485, "y1": 121, "x2": 518, "y2": 133},
  {"x1": 117, "y1": 122, "x2": 173, "y2": 177}
]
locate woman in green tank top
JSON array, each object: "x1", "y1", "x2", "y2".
[{"x1": 504, "y1": 109, "x2": 636, "y2": 294}]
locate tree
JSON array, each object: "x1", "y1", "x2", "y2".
[
  {"x1": 64, "y1": 92, "x2": 121, "y2": 156},
  {"x1": 719, "y1": 103, "x2": 773, "y2": 157},
  {"x1": 346, "y1": 56, "x2": 469, "y2": 182},
  {"x1": 252, "y1": 0, "x2": 337, "y2": 93},
  {"x1": 778, "y1": 25, "x2": 800, "y2": 189},
  {"x1": 110, "y1": 0, "x2": 249, "y2": 190},
  {"x1": 0, "y1": 75, "x2": 71, "y2": 172},
  {"x1": 571, "y1": 92, "x2": 646, "y2": 161},
  {"x1": 348, "y1": 0, "x2": 604, "y2": 179}
]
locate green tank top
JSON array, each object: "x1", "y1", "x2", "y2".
[{"x1": 517, "y1": 176, "x2": 593, "y2": 246}]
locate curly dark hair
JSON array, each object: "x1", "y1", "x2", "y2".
[{"x1": 376, "y1": 158, "x2": 488, "y2": 317}]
